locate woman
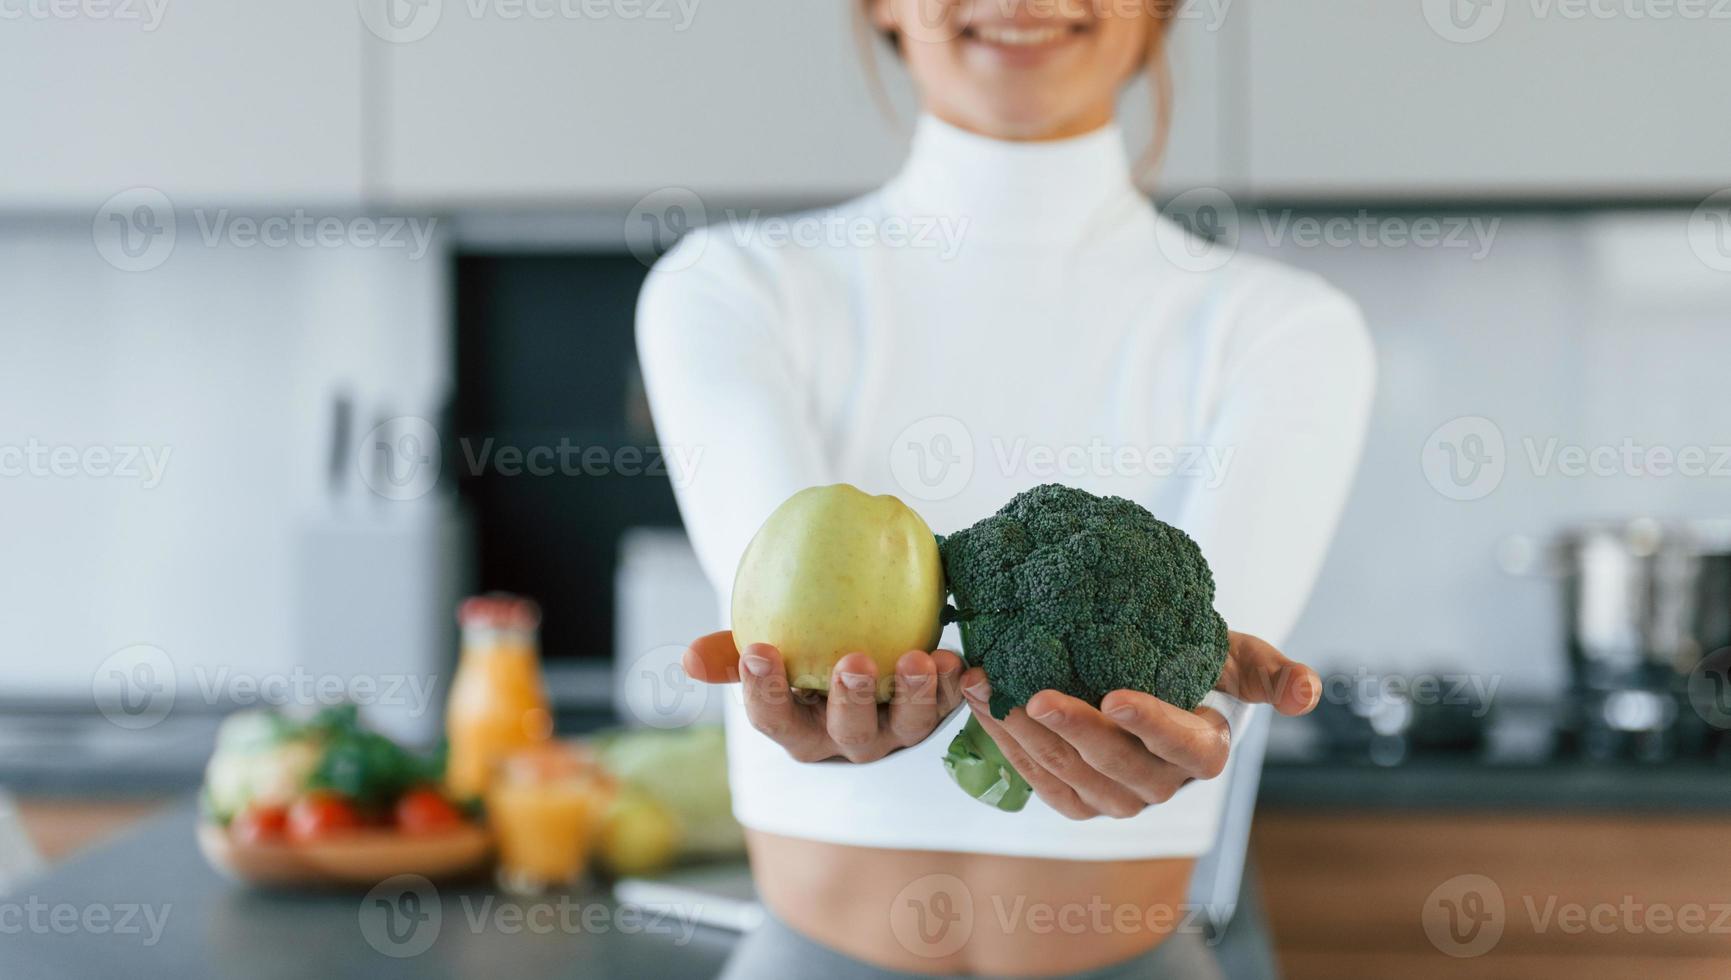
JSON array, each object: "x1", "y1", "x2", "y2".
[{"x1": 637, "y1": 2, "x2": 1375, "y2": 976}]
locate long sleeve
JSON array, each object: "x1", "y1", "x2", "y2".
[
  {"x1": 635, "y1": 231, "x2": 831, "y2": 602},
  {"x1": 1179, "y1": 281, "x2": 1378, "y2": 651}
]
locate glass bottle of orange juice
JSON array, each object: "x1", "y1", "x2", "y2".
[{"x1": 445, "y1": 594, "x2": 553, "y2": 802}]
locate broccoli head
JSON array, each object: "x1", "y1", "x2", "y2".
[{"x1": 940, "y1": 484, "x2": 1230, "y2": 720}]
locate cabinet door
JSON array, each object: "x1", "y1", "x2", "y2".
[
  {"x1": 1242, "y1": 0, "x2": 1731, "y2": 198},
  {"x1": 375, "y1": 3, "x2": 1236, "y2": 205},
  {"x1": 376, "y1": 2, "x2": 907, "y2": 204},
  {"x1": 0, "y1": 1, "x2": 364, "y2": 206}
]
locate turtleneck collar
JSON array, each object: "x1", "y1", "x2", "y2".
[{"x1": 883, "y1": 114, "x2": 1145, "y2": 246}]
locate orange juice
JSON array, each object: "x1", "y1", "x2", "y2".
[
  {"x1": 487, "y1": 743, "x2": 615, "y2": 892},
  {"x1": 445, "y1": 594, "x2": 553, "y2": 801}
]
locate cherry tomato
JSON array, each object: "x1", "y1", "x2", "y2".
[
  {"x1": 394, "y1": 788, "x2": 463, "y2": 835},
  {"x1": 230, "y1": 804, "x2": 288, "y2": 845},
  {"x1": 287, "y1": 793, "x2": 362, "y2": 841}
]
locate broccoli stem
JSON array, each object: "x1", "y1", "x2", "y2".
[{"x1": 942, "y1": 715, "x2": 1032, "y2": 813}]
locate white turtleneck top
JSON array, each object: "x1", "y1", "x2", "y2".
[{"x1": 636, "y1": 116, "x2": 1375, "y2": 859}]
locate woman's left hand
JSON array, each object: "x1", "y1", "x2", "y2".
[{"x1": 959, "y1": 631, "x2": 1321, "y2": 820}]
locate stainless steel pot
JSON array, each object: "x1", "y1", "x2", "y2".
[{"x1": 1551, "y1": 519, "x2": 1731, "y2": 691}]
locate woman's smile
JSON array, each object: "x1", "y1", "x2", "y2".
[{"x1": 960, "y1": 12, "x2": 1094, "y2": 65}]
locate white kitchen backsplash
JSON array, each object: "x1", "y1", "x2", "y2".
[
  {"x1": 1241, "y1": 209, "x2": 1731, "y2": 692},
  {"x1": 0, "y1": 217, "x2": 451, "y2": 703}
]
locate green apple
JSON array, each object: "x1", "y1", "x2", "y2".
[{"x1": 731, "y1": 485, "x2": 944, "y2": 702}]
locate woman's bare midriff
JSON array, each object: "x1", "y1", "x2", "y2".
[{"x1": 746, "y1": 829, "x2": 1197, "y2": 977}]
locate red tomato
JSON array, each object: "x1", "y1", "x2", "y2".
[
  {"x1": 287, "y1": 793, "x2": 362, "y2": 841},
  {"x1": 395, "y1": 788, "x2": 463, "y2": 835},
  {"x1": 230, "y1": 804, "x2": 288, "y2": 845}
]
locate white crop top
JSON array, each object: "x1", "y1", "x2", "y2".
[{"x1": 636, "y1": 115, "x2": 1375, "y2": 860}]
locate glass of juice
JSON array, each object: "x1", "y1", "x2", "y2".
[{"x1": 487, "y1": 742, "x2": 616, "y2": 894}]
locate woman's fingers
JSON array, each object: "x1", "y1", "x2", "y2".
[
  {"x1": 1024, "y1": 691, "x2": 1182, "y2": 805},
  {"x1": 996, "y1": 694, "x2": 1149, "y2": 819},
  {"x1": 1098, "y1": 689, "x2": 1232, "y2": 780},
  {"x1": 826, "y1": 652, "x2": 886, "y2": 761},
  {"x1": 887, "y1": 650, "x2": 939, "y2": 746},
  {"x1": 960, "y1": 670, "x2": 1094, "y2": 819},
  {"x1": 931, "y1": 650, "x2": 965, "y2": 715},
  {"x1": 738, "y1": 643, "x2": 826, "y2": 761},
  {"x1": 683, "y1": 630, "x2": 742, "y2": 684},
  {"x1": 1215, "y1": 631, "x2": 1321, "y2": 716}
]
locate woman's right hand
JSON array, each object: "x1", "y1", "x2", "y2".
[{"x1": 683, "y1": 631, "x2": 965, "y2": 763}]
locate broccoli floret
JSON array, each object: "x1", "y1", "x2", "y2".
[{"x1": 940, "y1": 484, "x2": 1229, "y2": 719}]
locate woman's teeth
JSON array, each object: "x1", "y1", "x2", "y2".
[{"x1": 971, "y1": 24, "x2": 1076, "y2": 47}]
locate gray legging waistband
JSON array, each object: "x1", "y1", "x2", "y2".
[{"x1": 715, "y1": 909, "x2": 1225, "y2": 980}]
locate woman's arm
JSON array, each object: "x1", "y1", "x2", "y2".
[
  {"x1": 637, "y1": 234, "x2": 964, "y2": 761},
  {"x1": 958, "y1": 281, "x2": 1377, "y2": 818}
]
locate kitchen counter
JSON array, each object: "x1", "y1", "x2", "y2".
[{"x1": 0, "y1": 801, "x2": 741, "y2": 979}]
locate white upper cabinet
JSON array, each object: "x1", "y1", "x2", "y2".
[
  {"x1": 374, "y1": 2, "x2": 908, "y2": 205},
  {"x1": 0, "y1": 2, "x2": 364, "y2": 207},
  {"x1": 1240, "y1": 0, "x2": 1731, "y2": 198},
  {"x1": 373, "y1": 3, "x2": 1232, "y2": 206}
]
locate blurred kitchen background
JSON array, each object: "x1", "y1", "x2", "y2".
[{"x1": 4, "y1": 2, "x2": 1731, "y2": 978}]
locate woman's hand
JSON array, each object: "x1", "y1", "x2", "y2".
[
  {"x1": 960, "y1": 631, "x2": 1321, "y2": 820},
  {"x1": 683, "y1": 631, "x2": 965, "y2": 763}
]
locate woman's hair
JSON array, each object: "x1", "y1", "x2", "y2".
[{"x1": 852, "y1": 1, "x2": 1177, "y2": 180}]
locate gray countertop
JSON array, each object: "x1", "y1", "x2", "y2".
[{"x1": 0, "y1": 801, "x2": 742, "y2": 979}]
